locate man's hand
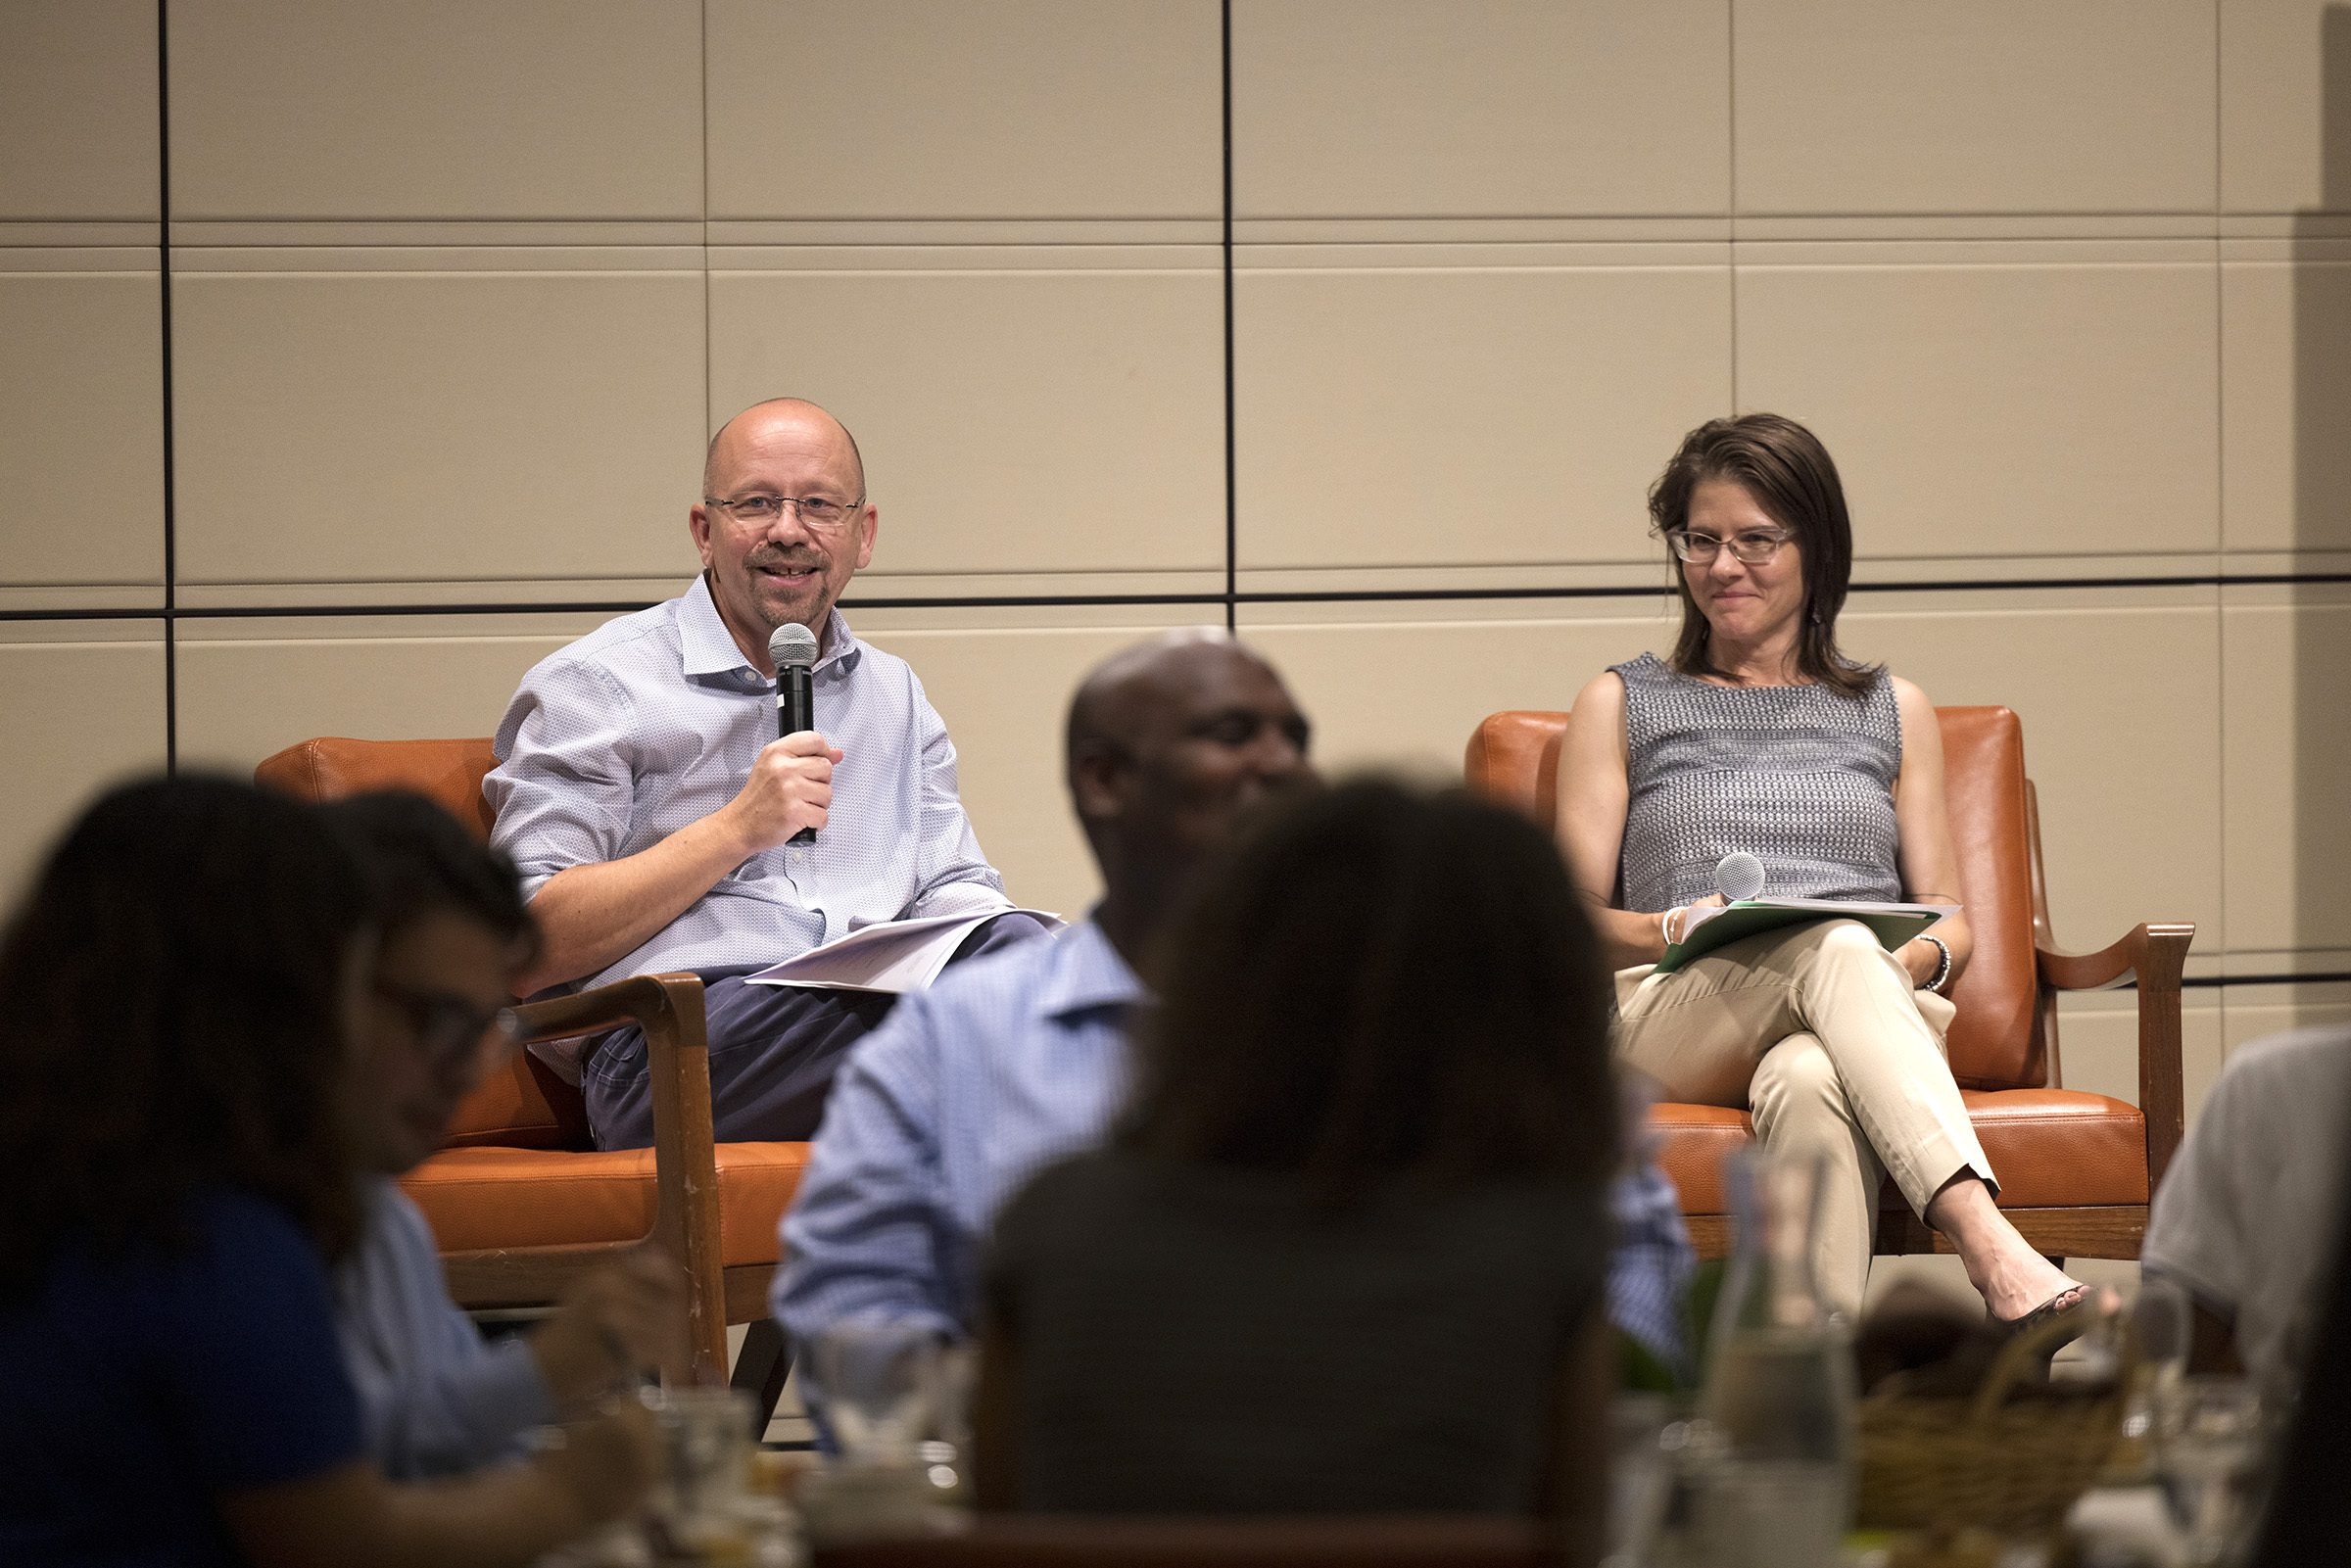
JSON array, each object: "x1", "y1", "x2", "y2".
[
  {"x1": 723, "y1": 731, "x2": 847, "y2": 854},
  {"x1": 530, "y1": 1250, "x2": 691, "y2": 1406},
  {"x1": 516, "y1": 731, "x2": 850, "y2": 991}
]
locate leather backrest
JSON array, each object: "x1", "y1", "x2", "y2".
[
  {"x1": 255, "y1": 736, "x2": 500, "y2": 841},
  {"x1": 251, "y1": 735, "x2": 582, "y2": 1147},
  {"x1": 1464, "y1": 704, "x2": 2043, "y2": 1091}
]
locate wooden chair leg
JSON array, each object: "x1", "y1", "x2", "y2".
[{"x1": 731, "y1": 1316, "x2": 794, "y2": 1438}]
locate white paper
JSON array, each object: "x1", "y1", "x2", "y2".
[{"x1": 745, "y1": 908, "x2": 1064, "y2": 994}]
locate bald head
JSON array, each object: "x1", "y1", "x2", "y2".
[
  {"x1": 703, "y1": 398, "x2": 865, "y2": 500},
  {"x1": 1064, "y1": 632, "x2": 1314, "y2": 919}
]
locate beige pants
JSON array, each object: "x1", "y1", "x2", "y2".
[{"x1": 1613, "y1": 919, "x2": 1993, "y2": 1315}]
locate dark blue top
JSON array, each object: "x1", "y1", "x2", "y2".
[{"x1": 0, "y1": 1188, "x2": 365, "y2": 1566}]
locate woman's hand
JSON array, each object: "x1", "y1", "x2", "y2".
[
  {"x1": 1898, "y1": 936, "x2": 1943, "y2": 990},
  {"x1": 1661, "y1": 893, "x2": 1726, "y2": 947}
]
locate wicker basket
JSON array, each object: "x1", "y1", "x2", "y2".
[{"x1": 1856, "y1": 1305, "x2": 2122, "y2": 1536}]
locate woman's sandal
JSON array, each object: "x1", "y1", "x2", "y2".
[{"x1": 1991, "y1": 1282, "x2": 2095, "y2": 1362}]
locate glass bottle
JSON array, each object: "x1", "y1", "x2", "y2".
[{"x1": 1692, "y1": 1149, "x2": 1857, "y2": 1568}]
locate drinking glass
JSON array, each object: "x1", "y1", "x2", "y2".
[
  {"x1": 1604, "y1": 1393, "x2": 1680, "y2": 1568},
  {"x1": 653, "y1": 1387, "x2": 756, "y2": 1549},
  {"x1": 2157, "y1": 1376, "x2": 2264, "y2": 1565},
  {"x1": 805, "y1": 1319, "x2": 939, "y2": 1467}
]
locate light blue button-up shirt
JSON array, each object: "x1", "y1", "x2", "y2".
[
  {"x1": 485, "y1": 576, "x2": 1009, "y2": 990},
  {"x1": 335, "y1": 1178, "x2": 555, "y2": 1479},
  {"x1": 774, "y1": 918, "x2": 1696, "y2": 1366}
]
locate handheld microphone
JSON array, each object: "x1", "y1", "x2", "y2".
[
  {"x1": 768, "y1": 624, "x2": 820, "y2": 846},
  {"x1": 1716, "y1": 851, "x2": 1765, "y2": 903}
]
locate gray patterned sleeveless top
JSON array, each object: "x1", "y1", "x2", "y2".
[{"x1": 1612, "y1": 651, "x2": 1903, "y2": 913}]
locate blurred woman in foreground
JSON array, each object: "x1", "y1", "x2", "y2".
[
  {"x1": 0, "y1": 777, "x2": 657, "y2": 1568},
  {"x1": 976, "y1": 780, "x2": 1617, "y2": 1550}
]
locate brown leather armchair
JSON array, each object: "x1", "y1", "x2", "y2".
[
  {"x1": 1464, "y1": 707, "x2": 2193, "y2": 1261},
  {"x1": 257, "y1": 736, "x2": 809, "y2": 1397}
]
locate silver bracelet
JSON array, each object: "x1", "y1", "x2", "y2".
[{"x1": 1918, "y1": 933, "x2": 1952, "y2": 993}]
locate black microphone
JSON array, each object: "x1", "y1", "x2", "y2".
[{"x1": 768, "y1": 624, "x2": 820, "y2": 845}]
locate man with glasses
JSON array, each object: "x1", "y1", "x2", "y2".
[
  {"x1": 486, "y1": 398, "x2": 1038, "y2": 1150},
  {"x1": 326, "y1": 791, "x2": 687, "y2": 1479}
]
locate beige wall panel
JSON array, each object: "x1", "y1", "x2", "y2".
[
  {"x1": 174, "y1": 631, "x2": 581, "y2": 777},
  {"x1": 2053, "y1": 996, "x2": 2224, "y2": 1122},
  {"x1": 708, "y1": 268, "x2": 1224, "y2": 578},
  {"x1": 2220, "y1": 0, "x2": 2351, "y2": 214},
  {"x1": 861, "y1": 620, "x2": 1225, "y2": 917},
  {"x1": 1235, "y1": 612, "x2": 1679, "y2": 784},
  {"x1": 1234, "y1": 264, "x2": 1731, "y2": 571},
  {"x1": 0, "y1": 634, "x2": 168, "y2": 904},
  {"x1": 2224, "y1": 988, "x2": 2351, "y2": 1056},
  {"x1": 171, "y1": 270, "x2": 706, "y2": 588},
  {"x1": 1738, "y1": 264, "x2": 2219, "y2": 559},
  {"x1": 0, "y1": 271, "x2": 164, "y2": 589},
  {"x1": 167, "y1": 0, "x2": 700, "y2": 219},
  {"x1": 1734, "y1": 1, "x2": 2214, "y2": 214},
  {"x1": 1837, "y1": 602, "x2": 2221, "y2": 957},
  {"x1": 2221, "y1": 601, "x2": 2351, "y2": 953},
  {"x1": 0, "y1": 1, "x2": 158, "y2": 219},
  {"x1": 2220, "y1": 261, "x2": 2351, "y2": 553},
  {"x1": 1229, "y1": 0, "x2": 1729, "y2": 218},
  {"x1": 707, "y1": 1, "x2": 1220, "y2": 220}
]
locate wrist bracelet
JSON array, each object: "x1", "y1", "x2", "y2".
[
  {"x1": 1660, "y1": 907, "x2": 1681, "y2": 948},
  {"x1": 1919, "y1": 933, "x2": 1952, "y2": 993}
]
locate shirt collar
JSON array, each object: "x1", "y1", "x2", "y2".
[
  {"x1": 1034, "y1": 915, "x2": 1148, "y2": 1021},
  {"x1": 677, "y1": 574, "x2": 863, "y2": 682}
]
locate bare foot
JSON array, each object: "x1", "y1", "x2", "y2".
[{"x1": 1922, "y1": 1174, "x2": 2083, "y2": 1321}]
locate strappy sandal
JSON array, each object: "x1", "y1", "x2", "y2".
[{"x1": 1992, "y1": 1282, "x2": 2095, "y2": 1362}]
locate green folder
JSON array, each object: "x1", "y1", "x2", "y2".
[{"x1": 1654, "y1": 898, "x2": 1953, "y2": 974}]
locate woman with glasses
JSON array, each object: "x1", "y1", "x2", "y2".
[
  {"x1": 0, "y1": 777, "x2": 659, "y2": 1566},
  {"x1": 1554, "y1": 413, "x2": 2089, "y2": 1331}
]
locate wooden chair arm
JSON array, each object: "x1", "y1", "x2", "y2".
[
  {"x1": 2036, "y1": 923, "x2": 2196, "y2": 1192},
  {"x1": 507, "y1": 974, "x2": 727, "y2": 1380}
]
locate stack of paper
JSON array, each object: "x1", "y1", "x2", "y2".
[
  {"x1": 746, "y1": 909, "x2": 1064, "y2": 994},
  {"x1": 1656, "y1": 898, "x2": 1955, "y2": 974}
]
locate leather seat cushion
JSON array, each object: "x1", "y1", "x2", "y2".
[
  {"x1": 1651, "y1": 1088, "x2": 2146, "y2": 1214},
  {"x1": 401, "y1": 1142, "x2": 810, "y2": 1267}
]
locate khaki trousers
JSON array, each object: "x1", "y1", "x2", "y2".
[{"x1": 1613, "y1": 919, "x2": 1993, "y2": 1315}]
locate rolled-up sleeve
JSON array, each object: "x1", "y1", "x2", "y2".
[{"x1": 486, "y1": 655, "x2": 642, "y2": 900}]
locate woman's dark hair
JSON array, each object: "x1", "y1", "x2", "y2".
[
  {"x1": 1648, "y1": 412, "x2": 1877, "y2": 697},
  {"x1": 0, "y1": 776, "x2": 373, "y2": 1302},
  {"x1": 1119, "y1": 778, "x2": 1620, "y2": 1204},
  {"x1": 320, "y1": 790, "x2": 539, "y2": 964}
]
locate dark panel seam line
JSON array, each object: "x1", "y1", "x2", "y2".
[
  {"x1": 1220, "y1": 0, "x2": 1236, "y2": 634},
  {"x1": 158, "y1": 0, "x2": 175, "y2": 775},
  {"x1": 2180, "y1": 973, "x2": 2351, "y2": 989},
  {"x1": 11, "y1": 571, "x2": 2350, "y2": 625}
]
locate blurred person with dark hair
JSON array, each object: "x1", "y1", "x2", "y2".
[
  {"x1": 975, "y1": 780, "x2": 1616, "y2": 1538},
  {"x1": 323, "y1": 791, "x2": 687, "y2": 1480},
  {"x1": 776, "y1": 631, "x2": 1695, "y2": 1408},
  {"x1": 0, "y1": 777, "x2": 658, "y2": 1567},
  {"x1": 1557, "y1": 412, "x2": 2084, "y2": 1327}
]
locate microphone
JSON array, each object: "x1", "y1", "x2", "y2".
[
  {"x1": 1716, "y1": 851, "x2": 1765, "y2": 903},
  {"x1": 768, "y1": 624, "x2": 820, "y2": 846}
]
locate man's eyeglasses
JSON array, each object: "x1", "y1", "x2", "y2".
[
  {"x1": 703, "y1": 494, "x2": 865, "y2": 532},
  {"x1": 1666, "y1": 527, "x2": 1794, "y2": 565},
  {"x1": 373, "y1": 979, "x2": 521, "y2": 1075}
]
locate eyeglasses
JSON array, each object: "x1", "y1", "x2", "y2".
[
  {"x1": 372, "y1": 979, "x2": 521, "y2": 1076},
  {"x1": 703, "y1": 494, "x2": 865, "y2": 532},
  {"x1": 1666, "y1": 527, "x2": 1794, "y2": 565}
]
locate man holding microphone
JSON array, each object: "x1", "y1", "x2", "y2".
[{"x1": 486, "y1": 398, "x2": 1042, "y2": 1149}]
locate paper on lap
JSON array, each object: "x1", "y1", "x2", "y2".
[
  {"x1": 747, "y1": 909, "x2": 1065, "y2": 994},
  {"x1": 1655, "y1": 899, "x2": 1955, "y2": 975}
]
